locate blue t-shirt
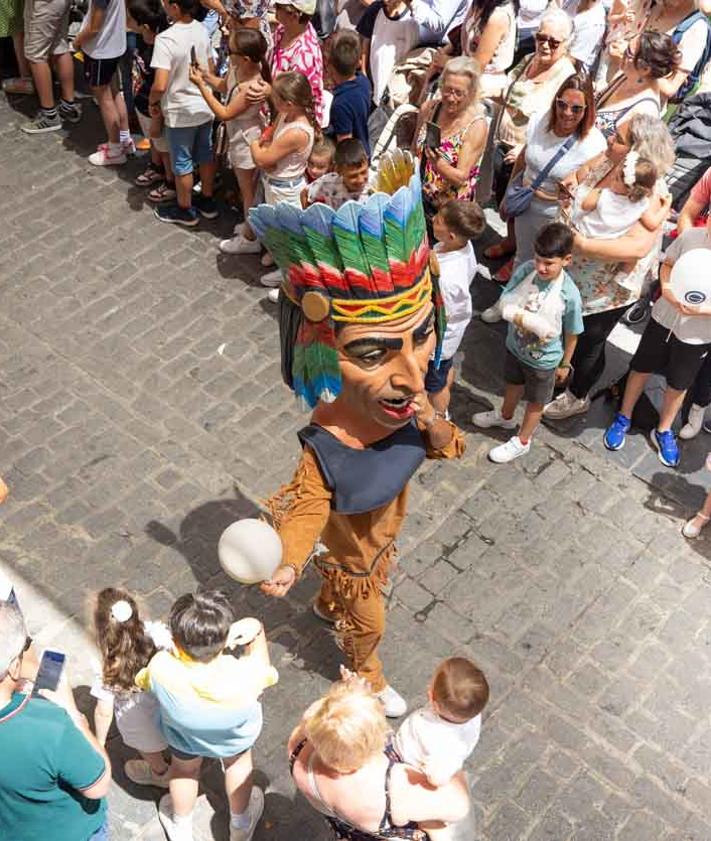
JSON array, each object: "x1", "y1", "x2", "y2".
[
  {"x1": 503, "y1": 261, "x2": 584, "y2": 371},
  {"x1": 328, "y1": 73, "x2": 372, "y2": 159}
]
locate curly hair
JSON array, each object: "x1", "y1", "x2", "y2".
[{"x1": 94, "y1": 588, "x2": 156, "y2": 692}]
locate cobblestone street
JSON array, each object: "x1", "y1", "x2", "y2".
[{"x1": 1, "y1": 96, "x2": 711, "y2": 841}]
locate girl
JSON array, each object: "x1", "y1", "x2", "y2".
[
  {"x1": 190, "y1": 29, "x2": 271, "y2": 255},
  {"x1": 91, "y1": 587, "x2": 172, "y2": 787},
  {"x1": 249, "y1": 71, "x2": 318, "y2": 287}
]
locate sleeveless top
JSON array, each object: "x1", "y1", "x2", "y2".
[
  {"x1": 289, "y1": 737, "x2": 430, "y2": 841},
  {"x1": 594, "y1": 76, "x2": 660, "y2": 138},
  {"x1": 269, "y1": 115, "x2": 315, "y2": 180},
  {"x1": 462, "y1": 2, "x2": 516, "y2": 75},
  {"x1": 224, "y1": 69, "x2": 267, "y2": 140}
]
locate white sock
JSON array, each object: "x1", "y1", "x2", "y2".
[
  {"x1": 230, "y1": 807, "x2": 251, "y2": 829},
  {"x1": 119, "y1": 129, "x2": 131, "y2": 144}
]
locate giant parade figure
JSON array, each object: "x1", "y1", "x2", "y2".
[{"x1": 249, "y1": 153, "x2": 465, "y2": 716}]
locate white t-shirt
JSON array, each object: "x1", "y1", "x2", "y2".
[
  {"x1": 524, "y1": 114, "x2": 607, "y2": 195},
  {"x1": 652, "y1": 228, "x2": 711, "y2": 344},
  {"x1": 435, "y1": 241, "x2": 477, "y2": 359},
  {"x1": 370, "y1": 7, "x2": 418, "y2": 104},
  {"x1": 569, "y1": 3, "x2": 607, "y2": 70},
  {"x1": 676, "y1": 17, "x2": 709, "y2": 74},
  {"x1": 81, "y1": 0, "x2": 126, "y2": 60},
  {"x1": 394, "y1": 705, "x2": 481, "y2": 785},
  {"x1": 517, "y1": 0, "x2": 548, "y2": 32},
  {"x1": 572, "y1": 186, "x2": 649, "y2": 240},
  {"x1": 151, "y1": 20, "x2": 214, "y2": 128}
]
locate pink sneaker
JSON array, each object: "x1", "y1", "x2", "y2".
[{"x1": 88, "y1": 146, "x2": 127, "y2": 166}]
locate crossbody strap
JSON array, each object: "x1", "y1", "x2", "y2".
[{"x1": 529, "y1": 132, "x2": 577, "y2": 192}]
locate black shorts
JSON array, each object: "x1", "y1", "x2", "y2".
[
  {"x1": 83, "y1": 54, "x2": 120, "y2": 88},
  {"x1": 493, "y1": 142, "x2": 515, "y2": 208},
  {"x1": 630, "y1": 317, "x2": 711, "y2": 391},
  {"x1": 425, "y1": 356, "x2": 454, "y2": 394},
  {"x1": 504, "y1": 350, "x2": 556, "y2": 404}
]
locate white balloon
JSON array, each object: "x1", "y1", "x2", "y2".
[
  {"x1": 218, "y1": 519, "x2": 283, "y2": 584},
  {"x1": 670, "y1": 248, "x2": 711, "y2": 308}
]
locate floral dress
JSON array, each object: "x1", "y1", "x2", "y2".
[{"x1": 271, "y1": 22, "x2": 325, "y2": 125}]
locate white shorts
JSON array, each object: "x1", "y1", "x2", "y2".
[
  {"x1": 263, "y1": 178, "x2": 305, "y2": 208},
  {"x1": 114, "y1": 691, "x2": 168, "y2": 754}
]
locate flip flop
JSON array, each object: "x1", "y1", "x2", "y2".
[{"x1": 484, "y1": 242, "x2": 516, "y2": 261}]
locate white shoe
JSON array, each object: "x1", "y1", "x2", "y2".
[
  {"x1": 124, "y1": 759, "x2": 170, "y2": 788},
  {"x1": 489, "y1": 435, "x2": 530, "y2": 463},
  {"x1": 260, "y1": 252, "x2": 274, "y2": 267},
  {"x1": 679, "y1": 404, "x2": 706, "y2": 440},
  {"x1": 229, "y1": 786, "x2": 265, "y2": 841},
  {"x1": 260, "y1": 269, "x2": 283, "y2": 288},
  {"x1": 481, "y1": 304, "x2": 502, "y2": 323},
  {"x1": 266, "y1": 288, "x2": 280, "y2": 303},
  {"x1": 158, "y1": 794, "x2": 194, "y2": 841},
  {"x1": 375, "y1": 684, "x2": 408, "y2": 718},
  {"x1": 682, "y1": 511, "x2": 710, "y2": 539},
  {"x1": 543, "y1": 390, "x2": 590, "y2": 420},
  {"x1": 219, "y1": 235, "x2": 261, "y2": 255},
  {"x1": 472, "y1": 409, "x2": 517, "y2": 429},
  {"x1": 88, "y1": 146, "x2": 127, "y2": 167}
]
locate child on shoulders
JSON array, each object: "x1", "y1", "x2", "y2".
[{"x1": 303, "y1": 138, "x2": 371, "y2": 210}]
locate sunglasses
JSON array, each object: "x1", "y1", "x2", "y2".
[
  {"x1": 535, "y1": 33, "x2": 562, "y2": 50},
  {"x1": 555, "y1": 98, "x2": 585, "y2": 115}
]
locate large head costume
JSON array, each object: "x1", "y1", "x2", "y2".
[{"x1": 248, "y1": 151, "x2": 446, "y2": 410}]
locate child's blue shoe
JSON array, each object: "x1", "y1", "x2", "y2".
[
  {"x1": 604, "y1": 412, "x2": 631, "y2": 451},
  {"x1": 650, "y1": 428, "x2": 680, "y2": 467}
]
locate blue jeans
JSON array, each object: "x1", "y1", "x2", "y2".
[{"x1": 88, "y1": 820, "x2": 109, "y2": 841}]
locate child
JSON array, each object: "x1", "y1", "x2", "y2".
[
  {"x1": 394, "y1": 657, "x2": 489, "y2": 841},
  {"x1": 426, "y1": 199, "x2": 486, "y2": 418},
  {"x1": 249, "y1": 70, "x2": 317, "y2": 287},
  {"x1": 189, "y1": 28, "x2": 270, "y2": 254},
  {"x1": 473, "y1": 223, "x2": 583, "y2": 463},
  {"x1": 327, "y1": 29, "x2": 372, "y2": 159},
  {"x1": 604, "y1": 217, "x2": 711, "y2": 468},
  {"x1": 127, "y1": 0, "x2": 175, "y2": 202},
  {"x1": 303, "y1": 138, "x2": 371, "y2": 209},
  {"x1": 73, "y1": 0, "x2": 129, "y2": 166},
  {"x1": 91, "y1": 587, "x2": 172, "y2": 787},
  {"x1": 136, "y1": 590, "x2": 277, "y2": 841},
  {"x1": 307, "y1": 136, "x2": 336, "y2": 183},
  {"x1": 149, "y1": 0, "x2": 219, "y2": 226}
]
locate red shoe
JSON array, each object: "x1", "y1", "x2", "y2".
[{"x1": 494, "y1": 258, "x2": 514, "y2": 285}]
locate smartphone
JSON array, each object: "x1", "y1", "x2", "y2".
[
  {"x1": 190, "y1": 45, "x2": 197, "y2": 67},
  {"x1": 32, "y1": 650, "x2": 65, "y2": 697},
  {"x1": 425, "y1": 121, "x2": 441, "y2": 150}
]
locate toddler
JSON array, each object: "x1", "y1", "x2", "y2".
[
  {"x1": 307, "y1": 136, "x2": 336, "y2": 183},
  {"x1": 136, "y1": 589, "x2": 277, "y2": 841},
  {"x1": 304, "y1": 138, "x2": 371, "y2": 210},
  {"x1": 427, "y1": 199, "x2": 486, "y2": 418},
  {"x1": 91, "y1": 587, "x2": 172, "y2": 787}
]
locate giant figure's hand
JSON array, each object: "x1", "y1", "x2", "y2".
[{"x1": 261, "y1": 564, "x2": 297, "y2": 598}]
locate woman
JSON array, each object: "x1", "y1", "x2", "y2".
[
  {"x1": 509, "y1": 72, "x2": 606, "y2": 269},
  {"x1": 289, "y1": 680, "x2": 471, "y2": 840},
  {"x1": 595, "y1": 31, "x2": 681, "y2": 140},
  {"x1": 483, "y1": 8, "x2": 576, "y2": 265},
  {"x1": 414, "y1": 57, "x2": 488, "y2": 232},
  {"x1": 543, "y1": 113, "x2": 676, "y2": 420}
]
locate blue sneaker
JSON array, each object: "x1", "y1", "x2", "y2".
[
  {"x1": 193, "y1": 193, "x2": 219, "y2": 219},
  {"x1": 604, "y1": 412, "x2": 631, "y2": 451},
  {"x1": 154, "y1": 204, "x2": 198, "y2": 227},
  {"x1": 650, "y1": 428, "x2": 680, "y2": 467}
]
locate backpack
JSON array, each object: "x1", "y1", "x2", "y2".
[{"x1": 670, "y1": 11, "x2": 711, "y2": 104}]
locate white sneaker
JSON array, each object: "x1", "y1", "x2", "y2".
[
  {"x1": 219, "y1": 235, "x2": 261, "y2": 255},
  {"x1": 88, "y1": 146, "x2": 127, "y2": 167},
  {"x1": 543, "y1": 390, "x2": 590, "y2": 420},
  {"x1": 266, "y1": 288, "x2": 280, "y2": 303},
  {"x1": 679, "y1": 404, "x2": 706, "y2": 440},
  {"x1": 124, "y1": 759, "x2": 170, "y2": 788},
  {"x1": 472, "y1": 409, "x2": 517, "y2": 429},
  {"x1": 375, "y1": 684, "x2": 408, "y2": 718},
  {"x1": 158, "y1": 794, "x2": 194, "y2": 841},
  {"x1": 260, "y1": 252, "x2": 274, "y2": 267},
  {"x1": 489, "y1": 435, "x2": 530, "y2": 463},
  {"x1": 229, "y1": 787, "x2": 265, "y2": 841},
  {"x1": 481, "y1": 304, "x2": 502, "y2": 323},
  {"x1": 260, "y1": 269, "x2": 283, "y2": 288}
]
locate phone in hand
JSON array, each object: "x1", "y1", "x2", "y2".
[
  {"x1": 425, "y1": 121, "x2": 441, "y2": 151},
  {"x1": 190, "y1": 45, "x2": 197, "y2": 67},
  {"x1": 32, "y1": 650, "x2": 65, "y2": 697}
]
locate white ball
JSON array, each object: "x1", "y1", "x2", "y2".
[{"x1": 218, "y1": 519, "x2": 283, "y2": 585}]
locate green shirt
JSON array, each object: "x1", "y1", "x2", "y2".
[{"x1": 0, "y1": 693, "x2": 107, "y2": 841}]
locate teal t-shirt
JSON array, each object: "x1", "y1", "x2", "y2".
[
  {"x1": 503, "y1": 261, "x2": 584, "y2": 371},
  {"x1": 0, "y1": 693, "x2": 107, "y2": 841}
]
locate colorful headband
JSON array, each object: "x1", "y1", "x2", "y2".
[{"x1": 622, "y1": 151, "x2": 639, "y2": 188}]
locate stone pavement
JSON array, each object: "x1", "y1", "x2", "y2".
[{"x1": 1, "y1": 94, "x2": 711, "y2": 841}]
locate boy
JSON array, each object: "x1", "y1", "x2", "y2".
[
  {"x1": 474, "y1": 223, "x2": 583, "y2": 464},
  {"x1": 148, "y1": 0, "x2": 218, "y2": 226},
  {"x1": 427, "y1": 199, "x2": 486, "y2": 419},
  {"x1": 303, "y1": 138, "x2": 371, "y2": 210},
  {"x1": 356, "y1": 0, "x2": 417, "y2": 106},
  {"x1": 327, "y1": 30, "x2": 372, "y2": 159},
  {"x1": 73, "y1": 0, "x2": 128, "y2": 165},
  {"x1": 604, "y1": 217, "x2": 711, "y2": 468},
  {"x1": 136, "y1": 590, "x2": 277, "y2": 841}
]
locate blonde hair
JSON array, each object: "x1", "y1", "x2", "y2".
[
  {"x1": 303, "y1": 682, "x2": 388, "y2": 773},
  {"x1": 626, "y1": 114, "x2": 675, "y2": 177},
  {"x1": 441, "y1": 56, "x2": 481, "y2": 102},
  {"x1": 432, "y1": 657, "x2": 489, "y2": 722}
]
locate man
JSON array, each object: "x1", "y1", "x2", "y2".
[
  {"x1": 21, "y1": 0, "x2": 82, "y2": 133},
  {"x1": 0, "y1": 601, "x2": 111, "y2": 841}
]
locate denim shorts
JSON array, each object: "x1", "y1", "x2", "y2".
[
  {"x1": 165, "y1": 121, "x2": 213, "y2": 176},
  {"x1": 88, "y1": 820, "x2": 109, "y2": 841},
  {"x1": 425, "y1": 356, "x2": 454, "y2": 394}
]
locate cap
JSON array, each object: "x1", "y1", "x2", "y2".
[{"x1": 274, "y1": 0, "x2": 316, "y2": 15}]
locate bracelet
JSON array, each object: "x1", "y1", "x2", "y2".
[
  {"x1": 558, "y1": 362, "x2": 571, "y2": 369},
  {"x1": 423, "y1": 410, "x2": 446, "y2": 428}
]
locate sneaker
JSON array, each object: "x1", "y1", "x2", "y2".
[
  {"x1": 154, "y1": 204, "x2": 199, "y2": 227},
  {"x1": 266, "y1": 288, "x2": 280, "y2": 303},
  {"x1": 124, "y1": 759, "x2": 170, "y2": 788},
  {"x1": 489, "y1": 435, "x2": 530, "y2": 463},
  {"x1": 603, "y1": 412, "x2": 631, "y2": 451},
  {"x1": 158, "y1": 795, "x2": 194, "y2": 841},
  {"x1": 123, "y1": 136, "x2": 137, "y2": 156},
  {"x1": 260, "y1": 269, "x2": 283, "y2": 288},
  {"x1": 260, "y1": 252, "x2": 275, "y2": 268},
  {"x1": 543, "y1": 390, "x2": 591, "y2": 420},
  {"x1": 312, "y1": 601, "x2": 337, "y2": 624},
  {"x1": 193, "y1": 193, "x2": 219, "y2": 219},
  {"x1": 229, "y1": 786, "x2": 265, "y2": 841},
  {"x1": 679, "y1": 404, "x2": 705, "y2": 440},
  {"x1": 375, "y1": 685, "x2": 407, "y2": 718},
  {"x1": 21, "y1": 111, "x2": 62, "y2": 134},
  {"x1": 480, "y1": 304, "x2": 502, "y2": 323},
  {"x1": 219, "y1": 234, "x2": 260, "y2": 255},
  {"x1": 58, "y1": 100, "x2": 82, "y2": 124},
  {"x1": 88, "y1": 146, "x2": 127, "y2": 166},
  {"x1": 650, "y1": 428, "x2": 680, "y2": 468},
  {"x1": 471, "y1": 409, "x2": 517, "y2": 429},
  {"x1": 3, "y1": 77, "x2": 35, "y2": 95},
  {"x1": 682, "y1": 511, "x2": 710, "y2": 539}
]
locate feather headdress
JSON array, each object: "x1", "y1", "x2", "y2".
[{"x1": 248, "y1": 150, "x2": 445, "y2": 409}]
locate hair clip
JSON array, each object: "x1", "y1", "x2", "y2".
[
  {"x1": 111, "y1": 600, "x2": 133, "y2": 623},
  {"x1": 622, "y1": 151, "x2": 639, "y2": 187}
]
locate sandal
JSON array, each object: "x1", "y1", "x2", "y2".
[
  {"x1": 147, "y1": 182, "x2": 177, "y2": 204},
  {"x1": 135, "y1": 163, "x2": 165, "y2": 187},
  {"x1": 484, "y1": 241, "x2": 516, "y2": 261},
  {"x1": 682, "y1": 511, "x2": 710, "y2": 539}
]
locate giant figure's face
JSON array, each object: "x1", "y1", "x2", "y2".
[{"x1": 334, "y1": 304, "x2": 436, "y2": 431}]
